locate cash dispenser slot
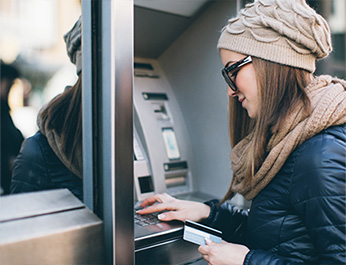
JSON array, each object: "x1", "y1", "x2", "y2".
[
  {"x1": 165, "y1": 174, "x2": 187, "y2": 188},
  {"x1": 164, "y1": 161, "x2": 188, "y2": 172},
  {"x1": 164, "y1": 161, "x2": 188, "y2": 188}
]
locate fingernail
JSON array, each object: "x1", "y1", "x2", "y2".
[
  {"x1": 205, "y1": 238, "x2": 211, "y2": 244},
  {"x1": 158, "y1": 214, "x2": 165, "y2": 220}
]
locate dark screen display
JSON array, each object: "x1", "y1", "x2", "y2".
[{"x1": 138, "y1": 176, "x2": 154, "y2": 193}]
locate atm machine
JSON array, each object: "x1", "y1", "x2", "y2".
[
  {"x1": 133, "y1": 58, "x2": 213, "y2": 264},
  {"x1": 132, "y1": 1, "x2": 245, "y2": 263},
  {"x1": 133, "y1": 58, "x2": 211, "y2": 202}
]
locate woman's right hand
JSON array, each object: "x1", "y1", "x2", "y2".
[{"x1": 136, "y1": 193, "x2": 211, "y2": 223}]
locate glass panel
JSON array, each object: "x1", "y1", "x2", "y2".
[{"x1": 0, "y1": 0, "x2": 82, "y2": 197}]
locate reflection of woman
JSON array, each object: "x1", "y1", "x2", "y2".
[
  {"x1": 11, "y1": 18, "x2": 83, "y2": 201},
  {"x1": 0, "y1": 61, "x2": 24, "y2": 195},
  {"x1": 138, "y1": 1, "x2": 346, "y2": 264}
]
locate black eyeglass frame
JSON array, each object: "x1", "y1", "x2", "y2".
[{"x1": 221, "y1": 56, "x2": 252, "y2": 92}]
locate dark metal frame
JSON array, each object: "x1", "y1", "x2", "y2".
[{"x1": 82, "y1": 0, "x2": 134, "y2": 264}]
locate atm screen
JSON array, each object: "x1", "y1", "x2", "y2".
[{"x1": 162, "y1": 128, "x2": 180, "y2": 160}]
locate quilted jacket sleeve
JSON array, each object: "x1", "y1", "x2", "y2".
[
  {"x1": 202, "y1": 199, "x2": 249, "y2": 244},
  {"x1": 244, "y1": 125, "x2": 346, "y2": 265},
  {"x1": 10, "y1": 131, "x2": 83, "y2": 201},
  {"x1": 289, "y1": 127, "x2": 346, "y2": 264},
  {"x1": 10, "y1": 135, "x2": 49, "y2": 193}
]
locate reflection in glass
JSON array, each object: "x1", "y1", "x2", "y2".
[{"x1": 0, "y1": 0, "x2": 81, "y2": 196}]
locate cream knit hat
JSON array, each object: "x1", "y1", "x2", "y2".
[{"x1": 217, "y1": 0, "x2": 332, "y2": 73}]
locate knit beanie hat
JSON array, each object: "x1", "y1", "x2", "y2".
[
  {"x1": 64, "y1": 16, "x2": 82, "y2": 75},
  {"x1": 217, "y1": 0, "x2": 332, "y2": 73}
]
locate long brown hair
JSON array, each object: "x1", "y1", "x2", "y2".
[
  {"x1": 221, "y1": 58, "x2": 312, "y2": 203},
  {"x1": 39, "y1": 73, "x2": 83, "y2": 175}
]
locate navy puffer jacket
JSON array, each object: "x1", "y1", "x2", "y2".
[
  {"x1": 10, "y1": 131, "x2": 83, "y2": 201},
  {"x1": 203, "y1": 124, "x2": 346, "y2": 264}
]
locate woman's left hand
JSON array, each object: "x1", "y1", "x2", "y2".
[{"x1": 198, "y1": 239, "x2": 249, "y2": 265}]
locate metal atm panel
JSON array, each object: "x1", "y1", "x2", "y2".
[
  {"x1": 133, "y1": 58, "x2": 196, "y2": 201},
  {"x1": 0, "y1": 189, "x2": 104, "y2": 265},
  {"x1": 133, "y1": 58, "x2": 214, "y2": 264}
]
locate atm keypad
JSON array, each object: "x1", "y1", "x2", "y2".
[{"x1": 135, "y1": 212, "x2": 161, "y2": 226}]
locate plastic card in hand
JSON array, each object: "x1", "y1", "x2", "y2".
[{"x1": 183, "y1": 220, "x2": 222, "y2": 246}]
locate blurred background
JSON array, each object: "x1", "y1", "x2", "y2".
[
  {"x1": 308, "y1": 0, "x2": 346, "y2": 78},
  {"x1": 0, "y1": 0, "x2": 344, "y2": 141},
  {"x1": 0, "y1": 0, "x2": 81, "y2": 138},
  {"x1": 0, "y1": 0, "x2": 344, "y2": 194}
]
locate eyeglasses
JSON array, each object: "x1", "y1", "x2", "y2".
[{"x1": 221, "y1": 56, "x2": 252, "y2": 92}]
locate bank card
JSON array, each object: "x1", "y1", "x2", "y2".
[{"x1": 183, "y1": 220, "x2": 222, "y2": 246}]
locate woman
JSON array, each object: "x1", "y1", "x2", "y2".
[
  {"x1": 138, "y1": 0, "x2": 346, "y2": 264},
  {"x1": 10, "y1": 18, "x2": 83, "y2": 201}
]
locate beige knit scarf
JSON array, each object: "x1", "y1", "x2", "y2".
[
  {"x1": 230, "y1": 75, "x2": 346, "y2": 200},
  {"x1": 37, "y1": 108, "x2": 82, "y2": 179}
]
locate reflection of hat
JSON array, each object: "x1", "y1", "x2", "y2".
[
  {"x1": 217, "y1": 0, "x2": 332, "y2": 73},
  {"x1": 64, "y1": 17, "x2": 82, "y2": 75}
]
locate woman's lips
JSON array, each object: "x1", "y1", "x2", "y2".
[{"x1": 239, "y1": 98, "x2": 245, "y2": 107}]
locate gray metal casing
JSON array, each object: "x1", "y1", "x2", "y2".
[
  {"x1": 133, "y1": 58, "x2": 196, "y2": 200},
  {"x1": 0, "y1": 189, "x2": 104, "y2": 265}
]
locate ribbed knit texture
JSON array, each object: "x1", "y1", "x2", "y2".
[
  {"x1": 64, "y1": 16, "x2": 82, "y2": 75},
  {"x1": 217, "y1": 0, "x2": 332, "y2": 73},
  {"x1": 230, "y1": 75, "x2": 346, "y2": 200}
]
